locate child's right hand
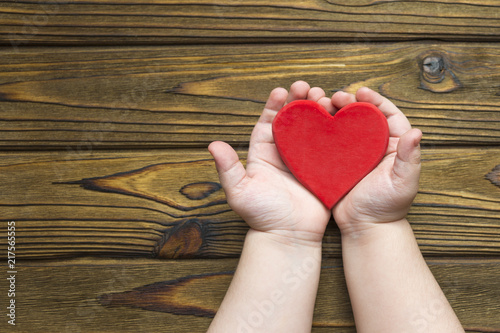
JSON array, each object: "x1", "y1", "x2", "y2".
[{"x1": 331, "y1": 87, "x2": 423, "y2": 237}]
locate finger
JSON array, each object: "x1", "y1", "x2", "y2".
[
  {"x1": 356, "y1": 87, "x2": 411, "y2": 137},
  {"x1": 264, "y1": 87, "x2": 288, "y2": 113},
  {"x1": 331, "y1": 90, "x2": 357, "y2": 113},
  {"x1": 386, "y1": 137, "x2": 400, "y2": 155},
  {"x1": 307, "y1": 87, "x2": 326, "y2": 102},
  {"x1": 308, "y1": 87, "x2": 336, "y2": 114},
  {"x1": 318, "y1": 96, "x2": 335, "y2": 114},
  {"x1": 251, "y1": 87, "x2": 288, "y2": 146},
  {"x1": 286, "y1": 80, "x2": 310, "y2": 104},
  {"x1": 260, "y1": 87, "x2": 288, "y2": 127},
  {"x1": 392, "y1": 128, "x2": 422, "y2": 188},
  {"x1": 208, "y1": 141, "x2": 247, "y2": 191}
]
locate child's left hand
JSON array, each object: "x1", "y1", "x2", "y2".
[{"x1": 209, "y1": 81, "x2": 332, "y2": 245}]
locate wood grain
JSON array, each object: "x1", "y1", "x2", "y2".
[
  {"x1": 1, "y1": 148, "x2": 498, "y2": 260},
  {"x1": 1, "y1": 0, "x2": 499, "y2": 46},
  {"x1": 3, "y1": 257, "x2": 498, "y2": 332},
  {"x1": 0, "y1": 43, "x2": 499, "y2": 149},
  {"x1": 1, "y1": 1, "x2": 497, "y2": 330}
]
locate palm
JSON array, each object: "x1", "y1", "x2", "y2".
[
  {"x1": 330, "y1": 88, "x2": 421, "y2": 233},
  {"x1": 333, "y1": 152, "x2": 394, "y2": 228},
  {"x1": 239, "y1": 138, "x2": 330, "y2": 236}
]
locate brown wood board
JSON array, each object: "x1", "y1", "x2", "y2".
[
  {"x1": 1, "y1": 1, "x2": 499, "y2": 330},
  {"x1": 1, "y1": 257, "x2": 498, "y2": 332},
  {"x1": 1, "y1": 0, "x2": 499, "y2": 46},
  {"x1": 1, "y1": 148, "x2": 498, "y2": 260},
  {"x1": 0, "y1": 43, "x2": 499, "y2": 149}
]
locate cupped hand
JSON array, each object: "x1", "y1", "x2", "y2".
[
  {"x1": 330, "y1": 87, "x2": 422, "y2": 236},
  {"x1": 209, "y1": 81, "x2": 332, "y2": 244}
]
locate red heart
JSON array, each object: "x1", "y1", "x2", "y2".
[{"x1": 272, "y1": 100, "x2": 389, "y2": 209}]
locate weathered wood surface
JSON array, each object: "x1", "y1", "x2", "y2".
[
  {"x1": 1, "y1": 258, "x2": 498, "y2": 332},
  {"x1": 1, "y1": 148, "x2": 498, "y2": 259},
  {"x1": 1, "y1": 0, "x2": 499, "y2": 46},
  {"x1": 0, "y1": 43, "x2": 499, "y2": 149},
  {"x1": 1, "y1": 1, "x2": 499, "y2": 331}
]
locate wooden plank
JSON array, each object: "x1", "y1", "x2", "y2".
[
  {"x1": 2, "y1": 257, "x2": 499, "y2": 332},
  {"x1": 1, "y1": 148, "x2": 499, "y2": 259},
  {"x1": 0, "y1": 43, "x2": 499, "y2": 149},
  {"x1": 1, "y1": 0, "x2": 499, "y2": 46}
]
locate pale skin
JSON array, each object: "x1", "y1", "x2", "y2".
[{"x1": 207, "y1": 81, "x2": 464, "y2": 332}]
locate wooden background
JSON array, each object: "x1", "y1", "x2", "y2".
[{"x1": 1, "y1": 1, "x2": 499, "y2": 332}]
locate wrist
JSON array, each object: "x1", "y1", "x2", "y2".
[
  {"x1": 242, "y1": 229, "x2": 323, "y2": 303},
  {"x1": 246, "y1": 227, "x2": 323, "y2": 254},
  {"x1": 340, "y1": 218, "x2": 414, "y2": 247},
  {"x1": 333, "y1": 195, "x2": 413, "y2": 236}
]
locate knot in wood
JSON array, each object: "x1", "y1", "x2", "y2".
[
  {"x1": 422, "y1": 55, "x2": 445, "y2": 83},
  {"x1": 157, "y1": 219, "x2": 204, "y2": 259},
  {"x1": 486, "y1": 165, "x2": 500, "y2": 187},
  {"x1": 418, "y1": 52, "x2": 461, "y2": 93}
]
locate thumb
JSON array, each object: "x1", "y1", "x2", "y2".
[
  {"x1": 208, "y1": 141, "x2": 247, "y2": 192},
  {"x1": 392, "y1": 128, "x2": 422, "y2": 189}
]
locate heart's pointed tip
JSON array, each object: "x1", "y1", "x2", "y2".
[
  {"x1": 320, "y1": 191, "x2": 343, "y2": 210},
  {"x1": 324, "y1": 201, "x2": 336, "y2": 210}
]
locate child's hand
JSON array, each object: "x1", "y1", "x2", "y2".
[
  {"x1": 330, "y1": 89, "x2": 463, "y2": 333},
  {"x1": 209, "y1": 81, "x2": 331, "y2": 245},
  {"x1": 331, "y1": 87, "x2": 422, "y2": 236}
]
